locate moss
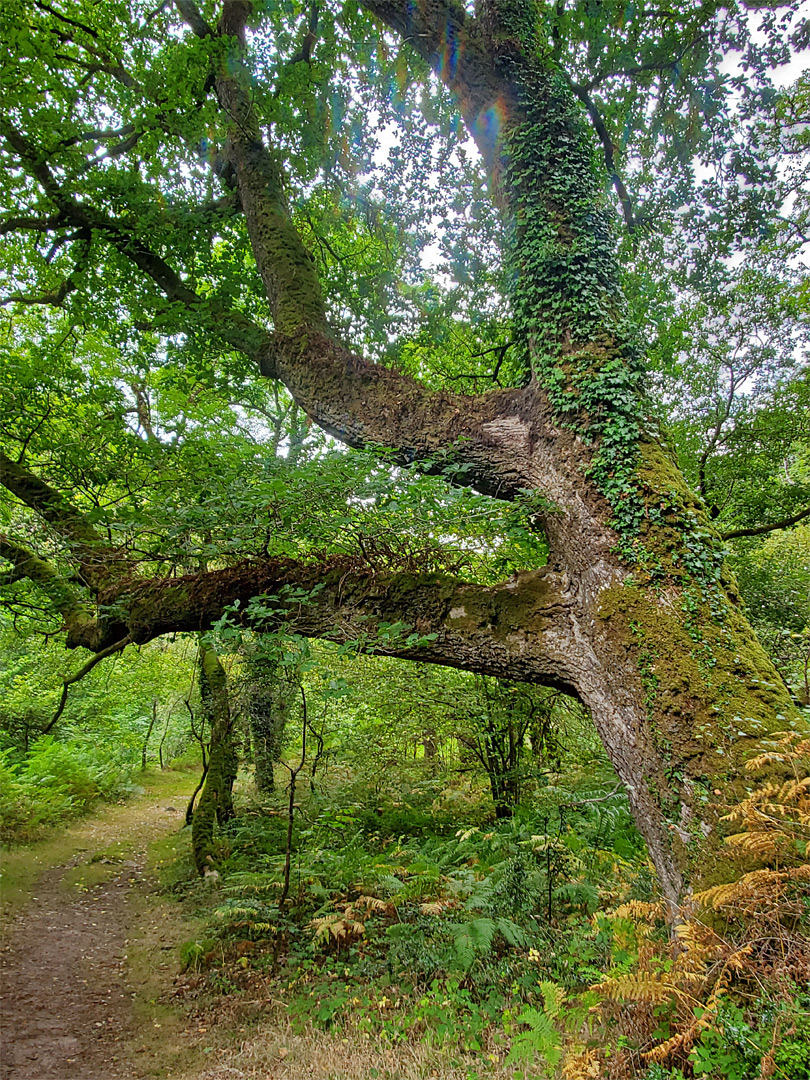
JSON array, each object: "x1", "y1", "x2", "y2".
[
  {"x1": 192, "y1": 644, "x2": 235, "y2": 874},
  {"x1": 597, "y1": 576, "x2": 801, "y2": 864}
]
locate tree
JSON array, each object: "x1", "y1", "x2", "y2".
[
  {"x1": 1, "y1": 0, "x2": 808, "y2": 907},
  {"x1": 241, "y1": 641, "x2": 299, "y2": 793},
  {"x1": 191, "y1": 639, "x2": 237, "y2": 873}
]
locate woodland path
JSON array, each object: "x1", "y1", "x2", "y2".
[{"x1": 0, "y1": 778, "x2": 191, "y2": 1080}]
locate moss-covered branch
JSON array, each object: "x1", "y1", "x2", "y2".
[
  {"x1": 0, "y1": 532, "x2": 99, "y2": 646},
  {"x1": 91, "y1": 555, "x2": 576, "y2": 687}
]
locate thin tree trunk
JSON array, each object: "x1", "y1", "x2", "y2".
[
  {"x1": 141, "y1": 698, "x2": 158, "y2": 771},
  {"x1": 192, "y1": 641, "x2": 236, "y2": 875},
  {"x1": 158, "y1": 706, "x2": 171, "y2": 769},
  {"x1": 243, "y1": 651, "x2": 296, "y2": 794},
  {"x1": 279, "y1": 684, "x2": 308, "y2": 904}
]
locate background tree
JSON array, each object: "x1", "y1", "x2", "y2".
[{"x1": 240, "y1": 640, "x2": 300, "y2": 793}]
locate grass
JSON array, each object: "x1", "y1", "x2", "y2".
[{"x1": 0, "y1": 765, "x2": 195, "y2": 933}]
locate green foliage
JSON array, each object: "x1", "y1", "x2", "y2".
[
  {"x1": 0, "y1": 1, "x2": 808, "y2": 1071},
  {"x1": 730, "y1": 525, "x2": 810, "y2": 698},
  {"x1": 178, "y1": 938, "x2": 218, "y2": 972},
  {"x1": 689, "y1": 1001, "x2": 766, "y2": 1080},
  {"x1": 505, "y1": 983, "x2": 566, "y2": 1072},
  {"x1": 0, "y1": 735, "x2": 138, "y2": 842},
  {"x1": 0, "y1": 631, "x2": 196, "y2": 758},
  {"x1": 772, "y1": 997, "x2": 810, "y2": 1079}
]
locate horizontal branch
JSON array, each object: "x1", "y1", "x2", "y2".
[
  {"x1": 0, "y1": 213, "x2": 65, "y2": 235},
  {"x1": 88, "y1": 556, "x2": 579, "y2": 691},
  {"x1": 722, "y1": 505, "x2": 810, "y2": 541}
]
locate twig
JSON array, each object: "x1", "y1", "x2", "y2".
[{"x1": 43, "y1": 635, "x2": 132, "y2": 734}]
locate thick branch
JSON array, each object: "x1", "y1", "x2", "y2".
[
  {"x1": 264, "y1": 333, "x2": 562, "y2": 500},
  {"x1": 722, "y1": 505, "x2": 810, "y2": 541},
  {"x1": 360, "y1": 0, "x2": 503, "y2": 168},
  {"x1": 214, "y1": 3, "x2": 562, "y2": 502},
  {"x1": 0, "y1": 213, "x2": 65, "y2": 235},
  {"x1": 88, "y1": 556, "x2": 578, "y2": 690},
  {"x1": 175, "y1": 0, "x2": 214, "y2": 38},
  {"x1": 214, "y1": 2, "x2": 330, "y2": 336}
]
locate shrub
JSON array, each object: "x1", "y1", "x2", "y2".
[{"x1": 0, "y1": 736, "x2": 138, "y2": 843}]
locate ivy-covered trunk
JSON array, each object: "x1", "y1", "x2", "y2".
[
  {"x1": 242, "y1": 650, "x2": 296, "y2": 794},
  {"x1": 353, "y1": 0, "x2": 805, "y2": 908},
  {"x1": 192, "y1": 641, "x2": 236, "y2": 875}
]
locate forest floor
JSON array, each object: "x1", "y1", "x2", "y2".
[
  {"x1": 0, "y1": 768, "x2": 207, "y2": 1080},
  {"x1": 1, "y1": 770, "x2": 489, "y2": 1080}
]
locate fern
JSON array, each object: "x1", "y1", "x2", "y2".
[
  {"x1": 495, "y1": 916, "x2": 529, "y2": 949},
  {"x1": 507, "y1": 1005, "x2": 563, "y2": 1070},
  {"x1": 592, "y1": 970, "x2": 691, "y2": 1006},
  {"x1": 214, "y1": 897, "x2": 279, "y2": 938},
  {"x1": 450, "y1": 917, "x2": 497, "y2": 969},
  {"x1": 595, "y1": 728, "x2": 810, "y2": 1069}
]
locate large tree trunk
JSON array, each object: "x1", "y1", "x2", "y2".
[
  {"x1": 208, "y1": 0, "x2": 804, "y2": 909},
  {"x1": 5, "y1": 0, "x2": 804, "y2": 912}
]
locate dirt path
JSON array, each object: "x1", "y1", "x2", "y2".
[{"x1": 0, "y1": 780, "x2": 190, "y2": 1080}]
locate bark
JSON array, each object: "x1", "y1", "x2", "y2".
[
  {"x1": 242, "y1": 651, "x2": 297, "y2": 794},
  {"x1": 60, "y1": 539, "x2": 798, "y2": 909},
  {"x1": 192, "y1": 641, "x2": 236, "y2": 874}
]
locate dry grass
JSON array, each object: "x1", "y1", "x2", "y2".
[{"x1": 180, "y1": 1002, "x2": 519, "y2": 1080}]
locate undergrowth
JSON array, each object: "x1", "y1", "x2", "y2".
[
  {"x1": 0, "y1": 735, "x2": 139, "y2": 843},
  {"x1": 162, "y1": 731, "x2": 810, "y2": 1079}
]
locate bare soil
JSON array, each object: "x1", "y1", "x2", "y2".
[{"x1": 0, "y1": 783, "x2": 188, "y2": 1080}]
